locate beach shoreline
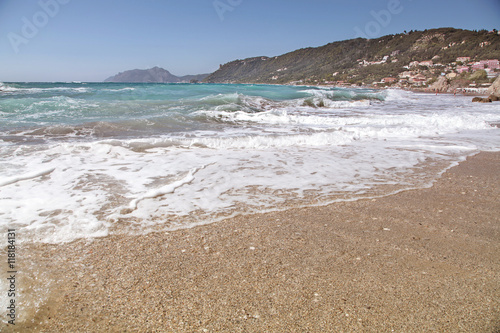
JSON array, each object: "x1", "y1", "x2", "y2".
[{"x1": 5, "y1": 151, "x2": 500, "y2": 332}]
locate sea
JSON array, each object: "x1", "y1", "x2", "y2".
[{"x1": 1, "y1": 82, "x2": 500, "y2": 245}]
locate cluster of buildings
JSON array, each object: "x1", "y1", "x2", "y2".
[
  {"x1": 406, "y1": 58, "x2": 500, "y2": 74},
  {"x1": 373, "y1": 56, "x2": 500, "y2": 88}
]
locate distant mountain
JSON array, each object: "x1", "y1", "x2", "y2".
[
  {"x1": 204, "y1": 28, "x2": 500, "y2": 85},
  {"x1": 104, "y1": 67, "x2": 210, "y2": 83}
]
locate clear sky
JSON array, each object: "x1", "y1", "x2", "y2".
[{"x1": 0, "y1": 0, "x2": 499, "y2": 82}]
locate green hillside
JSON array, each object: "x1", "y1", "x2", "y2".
[{"x1": 204, "y1": 28, "x2": 500, "y2": 85}]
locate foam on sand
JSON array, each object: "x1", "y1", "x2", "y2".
[
  {"x1": 126, "y1": 166, "x2": 204, "y2": 212},
  {"x1": 0, "y1": 167, "x2": 55, "y2": 187}
]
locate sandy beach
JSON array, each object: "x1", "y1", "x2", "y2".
[{"x1": 6, "y1": 151, "x2": 500, "y2": 332}]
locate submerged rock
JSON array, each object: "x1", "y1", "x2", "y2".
[{"x1": 472, "y1": 97, "x2": 492, "y2": 103}]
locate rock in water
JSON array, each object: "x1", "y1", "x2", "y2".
[
  {"x1": 472, "y1": 97, "x2": 492, "y2": 103},
  {"x1": 429, "y1": 76, "x2": 450, "y2": 93}
]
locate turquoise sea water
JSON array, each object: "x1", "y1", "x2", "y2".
[
  {"x1": 0, "y1": 82, "x2": 384, "y2": 142},
  {"x1": 1, "y1": 82, "x2": 500, "y2": 244}
]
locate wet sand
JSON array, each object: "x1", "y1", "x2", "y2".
[{"x1": 7, "y1": 152, "x2": 500, "y2": 332}]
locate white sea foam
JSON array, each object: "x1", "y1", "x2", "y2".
[
  {"x1": 380, "y1": 88, "x2": 415, "y2": 101},
  {"x1": 0, "y1": 167, "x2": 55, "y2": 187},
  {"x1": 128, "y1": 166, "x2": 202, "y2": 210},
  {"x1": 0, "y1": 86, "x2": 90, "y2": 94},
  {"x1": 198, "y1": 104, "x2": 495, "y2": 137},
  {"x1": 0, "y1": 88, "x2": 499, "y2": 244},
  {"x1": 102, "y1": 87, "x2": 136, "y2": 92},
  {"x1": 0, "y1": 83, "x2": 19, "y2": 92}
]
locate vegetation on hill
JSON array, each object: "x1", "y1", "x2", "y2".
[{"x1": 204, "y1": 28, "x2": 500, "y2": 86}]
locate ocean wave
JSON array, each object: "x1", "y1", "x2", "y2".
[
  {"x1": 194, "y1": 91, "x2": 374, "y2": 115},
  {"x1": 0, "y1": 85, "x2": 90, "y2": 94},
  {"x1": 0, "y1": 122, "x2": 135, "y2": 144},
  {"x1": 196, "y1": 108, "x2": 495, "y2": 135},
  {"x1": 102, "y1": 110, "x2": 498, "y2": 151},
  {"x1": 102, "y1": 130, "x2": 356, "y2": 151},
  {"x1": 380, "y1": 88, "x2": 415, "y2": 101},
  {"x1": 196, "y1": 93, "x2": 276, "y2": 113},
  {"x1": 101, "y1": 87, "x2": 136, "y2": 92},
  {"x1": 299, "y1": 88, "x2": 384, "y2": 101}
]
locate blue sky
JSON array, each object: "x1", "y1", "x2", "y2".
[{"x1": 0, "y1": 0, "x2": 499, "y2": 82}]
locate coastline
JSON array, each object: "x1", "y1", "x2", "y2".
[
  {"x1": 310, "y1": 84, "x2": 491, "y2": 97},
  {"x1": 6, "y1": 151, "x2": 500, "y2": 332}
]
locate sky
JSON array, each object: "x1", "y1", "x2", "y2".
[{"x1": 0, "y1": 0, "x2": 499, "y2": 82}]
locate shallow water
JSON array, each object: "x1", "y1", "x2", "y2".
[{"x1": 1, "y1": 82, "x2": 499, "y2": 244}]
